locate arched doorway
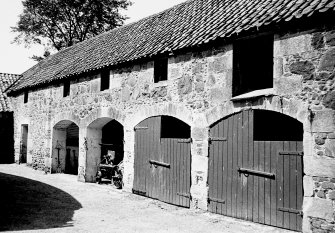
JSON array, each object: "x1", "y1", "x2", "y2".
[
  {"x1": 208, "y1": 109, "x2": 303, "y2": 231},
  {"x1": 86, "y1": 118, "x2": 124, "y2": 183},
  {"x1": 52, "y1": 120, "x2": 79, "y2": 174},
  {"x1": 133, "y1": 116, "x2": 191, "y2": 207}
]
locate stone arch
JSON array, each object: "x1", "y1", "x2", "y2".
[
  {"x1": 81, "y1": 106, "x2": 126, "y2": 128},
  {"x1": 205, "y1": 100, "x2": 305, "y2": 128},
  {"x1": 126, "y1": 103, "x2": 193, "y2": 130},
  {"x1": 51, "y1": 112, "x2": 80, "y2": 129},
  {"x1": 208, "y1": 108, "x2": 303, "y2": 129},
  {"x1": 51, "y1": 120, "x2": 79, "y2": 174},
  {"x1": 208, "y1": 109, "x2": 304, "y2": 142},
  {"x1": 85, "y1": 117, "x2": 124, "y2": 183}
]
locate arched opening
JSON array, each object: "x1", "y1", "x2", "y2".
[
  {"x1": 101, "y1": 120, "x2": 124, "y2": 165},
  {"x1": 208, "y1": 109, "x2": 303, "y2": 231},
  {"x1": 133, "y1": 115, "x2": 191, "y2": 208},
  {"x1": 86, "y1": 118, "x2": 124, "y2": 184},
  {"x1": 52, "y1": 120, "x2": 79, "y2": 174}
]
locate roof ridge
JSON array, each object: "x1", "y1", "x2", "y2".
[
  {"x1": 52, "y1": 0, "x2": 193, "y2": 60},
  {"x1": 0, "y1": 73, "x2": 21, "y2": 76},
  {"x1": 9, "y1": 0, "x2": 335, "y2": 93}
]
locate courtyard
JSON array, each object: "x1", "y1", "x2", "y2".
[{"x1": 0, "y1": 164, "x2": 294, "y2": 233}]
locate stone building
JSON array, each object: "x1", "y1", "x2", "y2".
[
  {"x1": 6, "y1": 0, "x2": 335, "y2": 232},
  {"x1": 0, "y1": 73, "x2": 20, "y2": 164}
]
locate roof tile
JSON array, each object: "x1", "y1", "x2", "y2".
[
  {"x1": 0, "y1": 73, "x2": 21, "y2": 111},
  {"x1": 9, "y1": 0, "x2": 335, "y2": 93}
]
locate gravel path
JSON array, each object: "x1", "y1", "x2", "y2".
[{"x1": 0, "y1": 164, "x2": 293, "y2": 233}]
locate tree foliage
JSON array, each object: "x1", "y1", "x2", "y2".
[{"x1": 12, "y1": 0, "x2": 132, "y2": 58}]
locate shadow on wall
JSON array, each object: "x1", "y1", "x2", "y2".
[{"x1": 0, "y1": 172, "x2": 82, "y2": 231}]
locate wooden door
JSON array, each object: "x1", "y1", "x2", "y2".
[
  {"x1": 133, "y1": 116, "x2": 191, "y2": 207},
  {"x1": 208, "y1": 110, "x2": 303, "y2": 231},
  {"x1": 160, "y1": 137, "x2": 191, "y2": 207},
  {"x1": 133, "y1": 116, "x2": 161, "y2": 199}
]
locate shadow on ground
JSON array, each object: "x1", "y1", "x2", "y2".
[{"x1": 0, "y1": 172, "x2": 82, "y2": 231}]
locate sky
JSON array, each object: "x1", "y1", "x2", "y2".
[{"x1": 0, "y1": 0, "x2": 187, "y2": 75}]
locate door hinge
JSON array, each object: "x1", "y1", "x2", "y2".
[
  {"x1": 177, "y1": 192, "x2": 191, "y2": 199},
  {"x1": 149, "y1": 160, "x2": 170, "y2": 168},
  {"x1": 177, "y1": 138, "x2": 192, "y2": 143},
  {"x1": 279, "y1": 151, "x2": 303, "y2": 156},
  {"x1": 134, "y1": 126, "x2": 149, "y2": 130},
  {"x1": 237, "y1": 167, "x2": 275, "y2": 179},
  {"x1": 132, "y1": 189, "x2": 147, "y2": 196},
  {"x1": 278, "y1": 207, "x2": 303, "y2": 216},
  {"x1": 208, "y1": 197, "x2": 225, "y2": 204},
  {"x1": 208, "y1": 137, "x2": 227, "y2": 143}
]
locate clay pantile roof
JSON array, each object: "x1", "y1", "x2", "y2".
[
  {"x1": 0, "y1": 73, "x2": 21, "y2": 111},
  {"x1": 8, "y1": 0, "x2": 335, "y2": 93}
]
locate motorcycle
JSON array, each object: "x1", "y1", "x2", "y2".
[{"x1": 96, "y1": 153, "x2": 124, "y2": 189}]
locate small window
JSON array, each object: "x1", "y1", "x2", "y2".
[
  {"x1": 154, "y1": 58, "x2": 168, "y2": 83},
  {"x1": 233, "y1": 35, "x2": 273, "y2": 97},
  {"x1": 24, "y1": 91, "x2": 28, "y2": 103},
  {"x1": 63, "y1": 80, "x2": 70, "y2": 97},
  {"x1": 100, "y1": 70, "x2": 110, "y2": 91}
]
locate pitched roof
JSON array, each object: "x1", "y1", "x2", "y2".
[
  {"x1": 0, "y1": 73, "x2": 21, "y2": 111},
  {"x1": 9, "y1": 0, "x2": 335, "y2": 93}
]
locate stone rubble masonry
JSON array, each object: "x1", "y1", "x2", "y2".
[
  {"x1": 309, "y1": 217, "x2": 335, "y2": 233},
  {"x1": 10, "y1": 27, "x2": 335, "y2": 232}
]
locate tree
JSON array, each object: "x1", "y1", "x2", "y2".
[{"x1": 12, "y1": 0, "x2": 132, "y2": 60}]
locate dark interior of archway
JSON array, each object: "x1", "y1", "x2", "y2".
[
  {"x1": 253, "y1": 110, "x2": 303, "y2": 141},
  {"x1": 66, "y1": 123, "x2": 79, "y2": 147},
  {"x1": 161, "y1": 116, "x2": 190, "y2": 138},
  {"x1": 65, "y1": 123, "x2": 79, "y2": 175},
  {"x1": 102, "y1": 120, "x2": 124, "y2": 164}
]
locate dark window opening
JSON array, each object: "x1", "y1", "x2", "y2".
[
  {"x1": 63, "y1": 81, "x2": 70, "y2": 97},
  {"x1": 253, "y1": 110, "x2": 303, "y2": 141},
  {"x1": 161, "y1": 116, "x2": 190, "y2": 138},
  {"x1": 100, "y1": 70, "x2": 110, "y2": 91},
  {"x1": 154, "y1": 58, "x2": 168, "y2": 83},
  {"x1": 24, "y1": 91, "x2": 28, "y2": 103},
  {"x1": 233, "y1": 35, "x2": 274, "y2": 97}
]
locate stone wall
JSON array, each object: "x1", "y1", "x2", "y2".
[{"x1": 10, "y1": 27, "x2": 335, "y2": 232}]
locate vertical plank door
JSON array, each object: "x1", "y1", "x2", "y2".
[
  {"x1": 134, "y1": 116, "x2": 191, "y2": 208},
  {"x1": 160, "y1": 138, "x2": 191, "y2": 207},
  {"x1": 133, "y1": 116, "x2": 161, "y2": 198},
  {"x1": 208, "y1": 110, "x2": 303, "y2": 232},
  {"x1": 160, "y1": 116, "x2": 191, "y2": 207}
]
